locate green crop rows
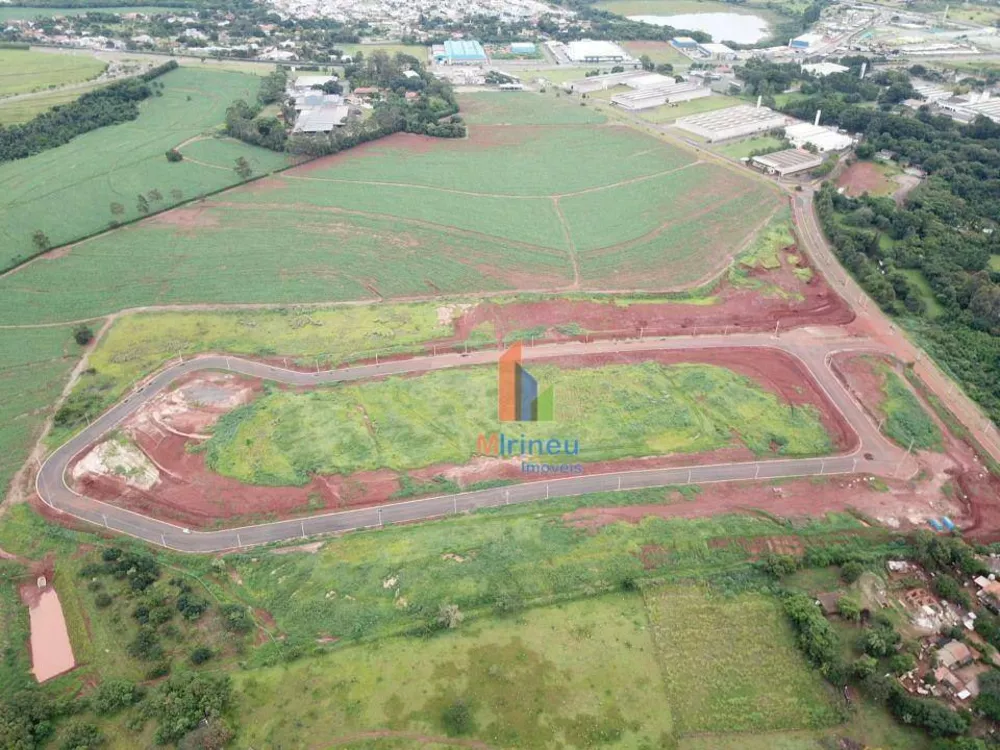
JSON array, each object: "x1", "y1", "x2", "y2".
[{"x1": 0, "y1": 65, "x2": 290, "y2": 267}]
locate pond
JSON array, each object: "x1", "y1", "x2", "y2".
[
  {"x1": 22, "y1": 584, "x2": 75, "y2": 682},
  {"x1": 629, "y1": 12, "x2": 771, "y2": 44}
]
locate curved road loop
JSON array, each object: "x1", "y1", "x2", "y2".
[{"x1": 37, "y1": 331, "x2": 910, "y2": 553}]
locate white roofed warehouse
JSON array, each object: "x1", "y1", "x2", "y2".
[
  {"x1": 675, "y1": 105, "x2": 788, "y2": 142},
  {"x1": 751, "y1": 149, "x2": 824, "y2": 176},
  {"x1": 612, "y1": 81, "x2": 711, "y2": 111},
  {"x1": 785, "y1": 122, "x2": 853, "y2": 152},
  {"x1": 565, "y1": 40, "x2": 630, "y2": 63}
]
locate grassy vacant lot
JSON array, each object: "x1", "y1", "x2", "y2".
[
  {"x1": 205, "y1": 361, "x2": 832, "y2": 485},
  {"x1": 621, "y1": 40, "x2": 690, "y2": 67},
  {"x1": 880, "y1": 366, "x2": 942, "y2": 451},
  {"x1": 460, "y1": 91, "x2": 608, "y2": 125},
  {"x1": 235, "y1": 593, "x2": 671, "y2": 749},
  {"x1": 0, "y1": 49, "x2": 106, "y2": 97},
  {"x1": 224, "y1": 495, "x2": 874, "y2": 643},
  {"x1": 0, "y1": 326, "x2": 82, "y2": 498},
  {"x1": 0, "y1": 561, "x2": 31, "y2": 692},
  {"x1": 0, "y1": 92, "x2": 779, "y2": 324},
  {"x1": 47, "y1": 303, "x2": 486, "y2": 447},
  {"x1": 646, "y1": 584, "x2": 839, "y2": 735},
  {"x1": 0, "y1": 65, "x2": 290, "y2": 268}
]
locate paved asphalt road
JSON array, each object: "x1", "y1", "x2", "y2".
[{"x1": 36, "y1": 333, "x2": 906, "y2": 553}]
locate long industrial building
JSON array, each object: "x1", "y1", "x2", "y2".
[
  {"x1": 611, "y1": 81, "x2": 711, "y2": 111},
  {"x1": 564, "y1": 39, "x2": 630, "y2": 63},
  {"x1": 675, "y1": 105, "x2": 788, "y2": 142},
  {"x1": 785, "y1": 122, "x2": 853, "y2": 152},
  {"x1": 563, "y1": 71, "x2": 671, "y2": 94},
  {"x1": 751, "y1": 149, "x2": 824, "y2": 176}
]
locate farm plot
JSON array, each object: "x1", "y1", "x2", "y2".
[
  {"x1": 0, "y1": 65, "x2": 291, "y2": 267},
  {"x1": 0, "y1": 205, "x2": 572, "y2": 325},
  {"x1": 203, "y1": 360, "x2": 833, "y2": 486},
  {"x1": 645, "y1": 584, "x2": 840, "y2": 736},
  {"x1": 0, "y1": 49, "x2": 106, "y2": 97},
  {"x1": 0, "y1": 102, "x2": 780, "y2": 323},
  {"x1": 0, "y1": 326, "x2": 82, "y2": 499},
  {"x1": 281, "y1": 123, "x2": 695, "y2": 196},
  {"x1": 224, "y1": 177, "x2": 571, "y2": 251}
]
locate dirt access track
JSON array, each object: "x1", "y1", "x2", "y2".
[
  {"x1": 36, "y1": 330, "x2": 914, "y2": 553},
  {"x1": 68, "y1": 347, "x2": 856, "y2": 530}
]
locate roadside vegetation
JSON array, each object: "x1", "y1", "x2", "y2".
[
  {"x1": 0, "y1": 326, "x2": 83, "y2": 498},
  {"x1": 204, "y1": 362, "x2": 833, "y2": 485},
  {"x1": 880, "y1": 366, "x2": 943, "y2": 451}
]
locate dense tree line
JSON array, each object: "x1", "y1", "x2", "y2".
[
  {"x1": 0, "y1": 60, "x2": 177, "y2": 164},
  {"x1": 797, "y1": 75, "x2": 1000, "y2": 422}
]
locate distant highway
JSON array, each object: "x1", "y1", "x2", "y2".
[{"x1": 36, "y1": 332, "x2": 909, "y2": 553}]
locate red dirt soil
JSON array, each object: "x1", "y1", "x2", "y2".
[
  {"x1": 831, "y1": 352, "x2": 1000, "y2": 541},
  {"x1": 837, "y1": 162, "x2": 892, "y2": 198},
  {"x1": 564, "y1": 473, "x2": 961, "y2": 534},
  {"x1": 69, "y1": 348, "x2": 853, "y2": 529}
]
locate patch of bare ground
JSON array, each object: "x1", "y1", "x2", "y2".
[
  {"x1": 837, "y1": 161, "x2": 894, "y2": 198},
  {"x1": 564, "y1": 472, "x2": 961, "y2": 532},
  {"x1": 828, "y1": 352, "x2": 1000, "y2": 538},
  {"x1": 147, "y1": 206, "x2": 221, "y2": 230}
]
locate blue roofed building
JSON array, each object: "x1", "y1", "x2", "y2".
[{"x1": 433, "y1": 40, "x2": 487, "y2": 65}]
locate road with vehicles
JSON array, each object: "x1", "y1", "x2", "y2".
[{"x1": 36, "y1": 331, "x2": 911, "y2": 553}]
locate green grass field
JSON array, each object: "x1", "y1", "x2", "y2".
[
  {"x1": 46, "y1": 303, "x2": 483, "y2": 447},
  {"x1": 646, "y1": 584, "x2": 839, "y2": 735},
  {"x1": 0, "y1": 91, "x2": 779, "y2": 324},
  {"x1": 621, "y1": 40, "x2": 690, "y2": 67},
  {"x1": 0, "y1": 49, "x2": 106, "y2": 97},
  {"x1": 205, "y1": 361, "x2": 833, "y2": 485},
  {"x1": 0, "y1": 65, "x2": 291, "y2": 269},
  {"x1": 900, "y1": 268, "x2": 945, "y2": 320},
  {"x1": 0, "y1": 79, "x2": 107, "y2": 125},
  {"x1": 0, "y1": 326, "x2": 83, "y2": 498},
  {"x1": 880, "y1": 365, "x2": 943, "y2": 452},
  {"x1": 235, "y1": 593, "x2": 672, "y2": 749}
]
